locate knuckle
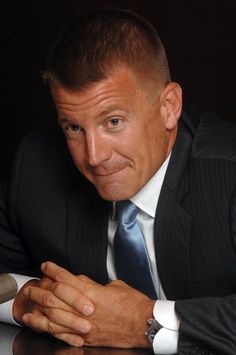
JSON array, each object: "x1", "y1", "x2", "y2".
[
  {"x1": 47, "y1": 308, "x2": 57, "y2": 321},
  {"x1": 53, "y1": 281, "x2": 64, "y2": 294},
  {"x1": 40, "y1": 277, "x2": 51, "y2": 289},
  {"x1": 74, "y1": 298, "x2": 83, "y2": 310},
  {"x1": 42, "y1": 292, "x2": 54, "y2": 306},
  {"x1": 111, "y1": 279, "x2": 125, "y2": 287},
  {"x1": 78, "y1": 274, "x2": 90, "y2": 282},
  {"x1": 47, "y1": 321, "x2": 58, "y2": 334},
  {"x1": 56, "y1": 271, "x2": 68, "y2": 283}
]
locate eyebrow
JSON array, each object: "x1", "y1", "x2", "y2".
[
  {"x1": 58, "y1": 117, "x2": 74, "y2": 125},
  {"x1": 97, "y1": 106, "x2": 130, "y2": 117},
  {"x1": 58, "y1": 106, "x2": 130, "y2": 125}
]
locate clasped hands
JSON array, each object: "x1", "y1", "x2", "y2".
[{"x1": 13, "y1": 262, "x2": 155, "y2": 349}]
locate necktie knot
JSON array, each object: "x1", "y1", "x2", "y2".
[{"x1": 116, "y1": 200, "x2": 139, "y2": 225}]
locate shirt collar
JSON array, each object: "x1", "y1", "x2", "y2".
[{"x1": 112, "y1": 153, "x2": 171, "y2": 219}]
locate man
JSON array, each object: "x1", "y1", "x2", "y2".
[{"x1": 0, "y1": 8, "x2": 236, "y2": 355}]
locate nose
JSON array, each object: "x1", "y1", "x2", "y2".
[{"x1": 86, "y1": 132, "x2": 112, "y2": 166}]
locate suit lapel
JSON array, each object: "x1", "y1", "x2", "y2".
[
  {"x1": 66, "y1": 182, "x2": 110, "y2": 285},
  {"x1": 155, "y1": 115, "x2": 197, "y2": 299}
]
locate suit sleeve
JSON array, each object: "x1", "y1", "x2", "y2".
[
  {"x1": 175, "y1": 186, "x2": 236, "y2": 355},
  {"x1": 0, "y1": 135, "x2": 35, "y2": 274}
]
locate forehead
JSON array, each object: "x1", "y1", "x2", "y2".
[{"x1": 50, "y1": 67, "x2": 142, "y2": 109}]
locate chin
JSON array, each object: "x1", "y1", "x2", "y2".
[{"x1": 96, "y1": 184, "x2": 136, "y2": 202}]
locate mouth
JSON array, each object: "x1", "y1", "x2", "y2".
[{"x1": 93, "y1": 166, "x2": 128, "y2": 178}]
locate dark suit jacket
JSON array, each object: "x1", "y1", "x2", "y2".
[{"x1": 0, "y1": 108, "x2": 236, "y2": 355}]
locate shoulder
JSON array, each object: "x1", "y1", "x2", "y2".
[
  {"x1": 9, "y1": 129, "x2": 88, "y2": 188},
  {"x1": 17, "y1": 129, "x2": 69, "y2": 159},
  {"x1": 188, "y1": 111, "x2": 236, "y2": 161}
]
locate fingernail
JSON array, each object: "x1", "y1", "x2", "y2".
[
  {"x1": 80, "y1": 322, "x2": 91, "y2": 333},
  {"x1": 23, "y1": 287, "x2": 30, "y2": 296},
  {"x1": 41, "y1": 262, "x2": 46, "y2": 271},
  {"x1": 22, "y1": 314, "x2": 29, "y2": 323},
  {"x1": 71, "y1": 338, "x2": 84, "y2": 347},
  {"x1": 83, "y1": 304, "x2": 94, "y2": 316}
]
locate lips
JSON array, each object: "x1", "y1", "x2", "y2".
[{"x1": 92, "y1": 165, "x2": 128, "y2": 177}]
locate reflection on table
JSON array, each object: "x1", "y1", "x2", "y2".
[{"x1": 0, "y1": 323, "x2": 151, "y2": 355}]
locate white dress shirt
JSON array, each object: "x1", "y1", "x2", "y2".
[{"x1": 0, "y1": 154, "x2": 179, "y2": 354}]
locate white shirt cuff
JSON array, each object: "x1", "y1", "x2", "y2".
[
  {"x1": 152, "y1": 301, "x2": 180, "y2": 354},
  {"x1": 0, "y1": 274, "x2": 34, "y2": 324}
]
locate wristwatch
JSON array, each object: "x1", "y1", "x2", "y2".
[
  {"x1": 0, "y1": 274, "x2": 18, "y2": 304},
  {"x1": 144, "y1": 318, "x2": 163, "y2": 344}
]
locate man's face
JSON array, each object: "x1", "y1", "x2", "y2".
[{"x1": 51, "y1": 67, "x2": 179, "y2": 201}]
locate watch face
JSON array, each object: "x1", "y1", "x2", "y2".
[
  {"x1": 145, "y1": 318, "x2": 163, "y2": 344},
  {"x1": 0, "y1": 274, "x2": 18, "y2": 303}
]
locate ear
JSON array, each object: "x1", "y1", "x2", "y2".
[{"x1": 160, "y1": 82, "x2": 182, "y2": 130}]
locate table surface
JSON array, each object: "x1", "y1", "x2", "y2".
[
  {"x1": 0, "y1": 323, "x2": 224, "y2": 355},
  {"x1": 0, "y1": 323, "x2": 152, "y2": 355}
]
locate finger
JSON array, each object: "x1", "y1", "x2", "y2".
[
  {"x1": 41, "y1": 262, "x2": 95, "y2": 315},
  {"x1": 23, "y1": 313, "x2": 84, "y2": 347},
  {"x1": 42, "y1": 262, "x2": 99, "y2": 292},
  {"x1": 77, "y1": 274, "x2": 97, "y2": 285},
  {"x1": 24, "y1": 286, "x2": 73, "y2": 312},
  {"x1": 41, "y1": 262, "x2": 87, "y2": 288},
  {"x1": 22, "y1": 313, "x2": 67, "y2": 333},
  {"x1": 23, "y1": 310, "x2": 91, "y2": 336},
  {"x1": 52, "y1": 282, "x2": 94, "y2": 316},
  {"x1": 54, "y1": 332, "x2": 84, "y2": 347},
  {"x1": 45, "y1": 308, "x2": 92, "y2": 334},
  {"x1": 39, "y1": 275, "x2": 56, "y2": 289}
]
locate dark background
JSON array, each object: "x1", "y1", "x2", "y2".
[{"x1": 0, "y1": 0, "x2": 236, "y2": 176}]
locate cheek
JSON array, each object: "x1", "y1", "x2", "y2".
[
  {"x1": 118, "y1": 127, "x2": 142, "y2": 152},
  {"x1": 140, "y1": 127, "x2": 168, "y2": 168}
]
